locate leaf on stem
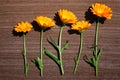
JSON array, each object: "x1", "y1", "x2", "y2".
[
  {"x1": 84, "y1": 55, "x2": 95, "y2": 66},
  {"x1": 48, "y1": 36, "x2": 59, "y2": 50},
  {"x1": 32, "y1": 58, "x2": 43, "y2": 70},
  {"x1": 91, "y1": 58, "x2": 96, "y2": 66},
  {"x1": 84, "y1": 55, "x2": 92, "y2": 64},
  {"x1": 37, "y1": 57, "x2": 43, "y2": 69},
  {"x1": 93, "y1": 49, "x2": 96, "y2": 57},
  {"x1": 44, "y1": 50, "x2": 60, "y2": 65},
  {"x1": 61, "y1": 40, "x2": 69, "y2": 52},
  {"x1": 97, "y1": 49, "x2": 102, "y2": 60}
]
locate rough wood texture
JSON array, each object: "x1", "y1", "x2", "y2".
[{"x1": 0, "y1": 0, "x2": 120, "y2": 80}]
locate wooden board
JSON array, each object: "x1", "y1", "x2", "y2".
[{"x1": 0, "y1": 0, "x2": 120, "y2": 80}]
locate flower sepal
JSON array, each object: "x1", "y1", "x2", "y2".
[
  {"x1": 62, "y1": 22, "x2": 69, "y2": 26},
  {"x1": 78, "y1": 30, "x2": 85, "y2": 34}
]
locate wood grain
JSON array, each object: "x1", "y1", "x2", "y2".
[{"x1": 0, "y1": 0, "x2": 120, "y2": 80}]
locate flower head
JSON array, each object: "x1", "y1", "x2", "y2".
[
  {"x1": 58, "y1": 9, "x2": 77, "y2": 24},
  {"x1": 34, "y1": 16, "x2": 55, "y2": 29},
  {"x1": 14, "y1": 21, "x2": 33, "y2": 33},
  {"x1": 90, "y1": 3, "x2": 112, "y2": 19},
  {"x1": 71, "y1": 20, "x2": 91, "y2": 31}
]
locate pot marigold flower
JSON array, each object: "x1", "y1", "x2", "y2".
[
  {"x1": 72, "y1": 21, "x2": 91, "y2": 75},
  {"x1": 58, "y1": 9, "x2": 77, "y2": 24},
  {"x1": 14, "y1": 21, "x2": 33, "y2": 33},
  {"x1": 71, "y1": 20, "x2": 91, "y2": 31},
  {"x1": 13, "y1": 21, "x2": 32, "y2": 76},
  {"x1": 34, "y1": 16, "x2": 55, "y2": 29},
  {"x1": 90, "y1": 3, "x2": 112, "y2": 19}
]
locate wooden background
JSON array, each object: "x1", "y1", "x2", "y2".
[{"x1": 0, "y1": 0, "x2": 120, "y2": 80}]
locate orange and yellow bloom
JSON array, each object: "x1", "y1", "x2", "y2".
[
  {"x1": 72, "y1": 21, "x2": 91, "y2": 74},
  {"x1": 90, "y1": 3, "x2": 112, "y2": 19},
  {"x1": 58, "y1": 9, "x2": 77, "y2": 24},
  {"x1": 14, "y1": 21, "x2": 33, "y2": 33},
  {"x1": 13, "y1": 21, "x2": 33, "y2": 76},
  {"x1": 71, "y1": 21, "x2": 91, "y2": 31},
  {"x1": 34, "y1": 16, "x2": 55, "y2": 29},
  {"x1": 34, "y1": 16, "x2": 55, "y2": 76}
]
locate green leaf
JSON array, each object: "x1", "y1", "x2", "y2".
[
  {"x1": 44, "y1": 50, "x2": 60, "y2": 65},
  {"x1": 91, "y1": 58, "x2": 96, "y2": 66},
  {"x1": 32, "y1": 57, "x2": 43, "y2": 70},
  {"x1": 61, "y1": 40, "x2": 69, "y2": 52},
  {"x1": 37, "y1": 57, "x2": 43, "y2": 70},
  {"x1": 84, "y1": 55, "x2": 92, "y2": 64},
  {"x1": 85, "y1": 55, "x2": 96, "y2": 67},
  {"x1": 93, "y1": 50, "x2": 96, "y2": 57},
  {"x1": 48, "y1": 36, "x2": 59, "y2": 50},
  {"x1": 97, "y1": 49, "x2": 102, "y2": 60}
]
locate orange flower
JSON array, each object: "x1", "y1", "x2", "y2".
[
  {"x1": 14, "y1": 21, "x2": 33, "y2": 33},
  {"x1": 71, "y1": 21, "x2": 91, "y2": 31},
  {"x1": 90, "y1": 3, "x2": 112, "y2": 19},
  {"x1": 34, "y1": 16, "x2": 55, "y2": 29},
  {"x1": 58, "y1": 9, "x2": 77, "y2": 24}
]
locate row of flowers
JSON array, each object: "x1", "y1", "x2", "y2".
[{"x1": 13, "y1": 3, "x2": 112, "y2": 77}]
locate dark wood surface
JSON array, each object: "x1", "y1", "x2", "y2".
[{"x1": 0, "y1": 0, "x2": 120, "y2": 80}]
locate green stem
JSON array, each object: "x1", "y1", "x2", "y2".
[
  {"x1": 94, "y1": 18, "x2": 99, "y2": 76},
  {"x1": 59, "y1": 52, "x2": 64, "y2": 75},
  {"x1": 40, "y1": 29, "x2": 43, "y2": 76},
  {"x1": 58, "y1": 26, "x2": 64, "y2": 75},
  {"x1": 58, "y1": 26, "x2": 63, "y2": 48},
  {"x1": 23, "y1": 33, "x2": 28, "y2": 76},
  {"x1": 95, "y1": 60, "x2": 98, "y2": 76},
  {"x1": 94, "y1": 19, "x2": 99, "y2": 58},
  {"x1": 73, "y1": 32, "x2": 83, "y2": 74}
]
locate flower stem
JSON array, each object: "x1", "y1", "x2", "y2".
[
  {"x1": 59, "y1": 52, "x2": 64, "y2": 75},
  {"x1": 95, "y1": 60, "x2": 98, "y2": 76},
  {"x1": 40, "y1": 29, "x2": 43, "y2": 76},
  {"x1": 58, "y1": 26, "x2": 63, "y2": 48},
  {"x1": 58, "y1": 26, "x2": 64, "y2": 75},
  {"x1": 73, "y1": 32, "x2": 83, "y2": 74},
  {"x1": 94, "y1": 19, "x2": 99, "y2": 76},
  {"x1": 23, "y1": 33, "x2": 28, "y2": 77},
  {"x1": 94, "y1": 19, "x2": 99, "y2": 58}
]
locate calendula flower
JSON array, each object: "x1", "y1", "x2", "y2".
[
  {"x1": 85, "y1": 3, "x2": 112, "y2": 76},
  {"x1": 14, "y1": 21, "x2": 32, "y2": 33},
  {"x1": 13, "y1": 21, "x2": 32, "y2": 77},
  {"x1": 71, "y1": 21, "x2": 91, "y2": 31},
  {"x1": 34, "y1": 16, "x2": 55, "y2": 29},
  {"x1": 90, "y1": 3, "x2": 112, "y2": 19},
  {"x1": 71, "y1": 20, "x2": 91, "y2": 74},
  {"x1": 45, "y1": 9, "x2": 76, "y2": 75},
  {"x1": 58, "y1": 9, "x2": 77, "y2": 24},
  {"x1": 33, "y1": 16, "x2": 55, "y2": 76}
]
